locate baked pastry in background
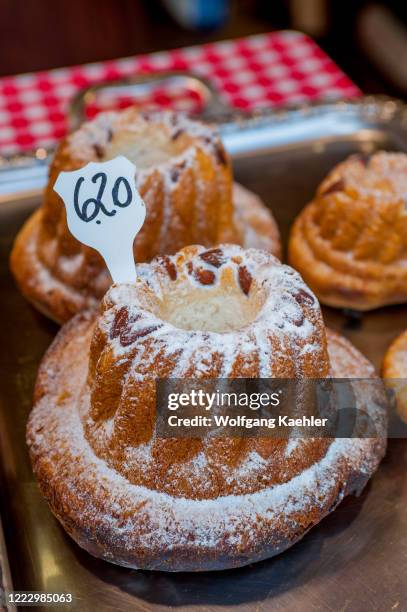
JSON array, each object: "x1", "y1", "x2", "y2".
[
  {"x1": 10, "y1": 109, "x2": 281, "y2": 324},
  {"x1": 382, "y1": 330, "x2": 407, "y2": 423},
  {"x1": 27, "y1": 244, "x2": 386, "y2": 572},
  {"x1": 289, "y1": 151, "x2": 407, "y2": 310}
]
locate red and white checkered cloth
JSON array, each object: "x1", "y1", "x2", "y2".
[{"x1": 0, "y1": 31, "x2": 360, "y2": 154}]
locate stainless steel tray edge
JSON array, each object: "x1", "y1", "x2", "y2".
[
  {"x1": 0, "y1": 95, "x2": 407, "y2": 201},
  {"x1": 0, "y1": 515, "x2": 15, "y2": 612},
  {"x1": 0, "y1": 91, "x2": 406, "y2": 611}
]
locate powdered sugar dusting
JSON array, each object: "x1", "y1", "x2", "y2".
[
  {"x1": 104, "y1": 244, "x2": 325, "y2": 379},
  {"x1": 67, "y1": 109, "x2": 222, "y2": 168},
  {"x1": 29, "y1": 381, "x2": 385, "y2": 551},
  {"x1": 27, "y1": 260, "x2": 387, "y2": 567},
  {"x1": 324, "y1": 151, "x2": 407, "y2": 204}
]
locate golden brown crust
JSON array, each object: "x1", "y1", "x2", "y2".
[
  {"x1": 233, "y1": 182, "x2": 282, "y2": 260},
  {"x1": 11, "y1": 109, "x2": 281, "y2": 323},
  {"x1": 83, "y1": 245, "x2": 331, "y2": 499},
  {"x1": 10, "y1": 209, "x2": 100, "y2": 323},
  {"x1": 382, "y1": 330, "x2": 407, "y2": 423},
  {"x1": 11, "y1": 184, "x2": 281, "y2": 324},
  {"x1": 27, "y1": 247, "x2": 387, "y2": 571},
  {"x1": 288, "y1": 152, "x2": 407, "y2": 310},
  {"x1": 27, "y1": 317, "x2": 387, "y2": 571},
  {"x1": 42, "y1": 110, "x2": 238, "y2": 265}
]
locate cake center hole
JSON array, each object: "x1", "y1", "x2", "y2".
[
  {"x1": 160, "y1": 287, "x2": 263, "y2": 333},
  {"x1": 105, "y1": 124, "x2": 192, "y2": 169}
]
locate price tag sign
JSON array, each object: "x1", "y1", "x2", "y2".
[{"x1": 54, "y1": 156, "x2": 146, "y2": 283}]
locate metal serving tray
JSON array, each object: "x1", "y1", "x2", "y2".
[{"x1": 1, "y1": 95, "x2": 407, "y2": 611}]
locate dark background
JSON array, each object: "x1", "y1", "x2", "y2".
[{"x1": 0, "y1": 0, "x2": 406, "y2": 98}]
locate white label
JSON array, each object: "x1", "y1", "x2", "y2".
[{"x1": 53, "y1": 156, "x2": 146, "y2": 284}]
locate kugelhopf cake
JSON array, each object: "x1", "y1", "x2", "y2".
[
  {"x1": 383, "y1": 330, "x2": 407, "y2": 423},
  {"x1": 289, "y1": 152, "x2": 407, "y2": 310},
  {"x1": 27, "y1": 245, "x2": 387, "y2": 571},
  {"x1": 11, "y1": 109, "x2": 281, "y2": 323}
]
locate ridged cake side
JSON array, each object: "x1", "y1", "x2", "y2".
[
  {"x1": 81, "y1": 244, "x2": 331, "y2": 500},
  {"x1": 10, "y1": 109, "x2": 282, "y2": 323},
  {"x1": 289, "y1": 152, "x2": 407, "y2": 309},
  {"x1": 39, "y1": 110, "x2": 237, "y2": 297},
  {"x1": 27, "y1": 311, "x2": 387, "y2": 571}
]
